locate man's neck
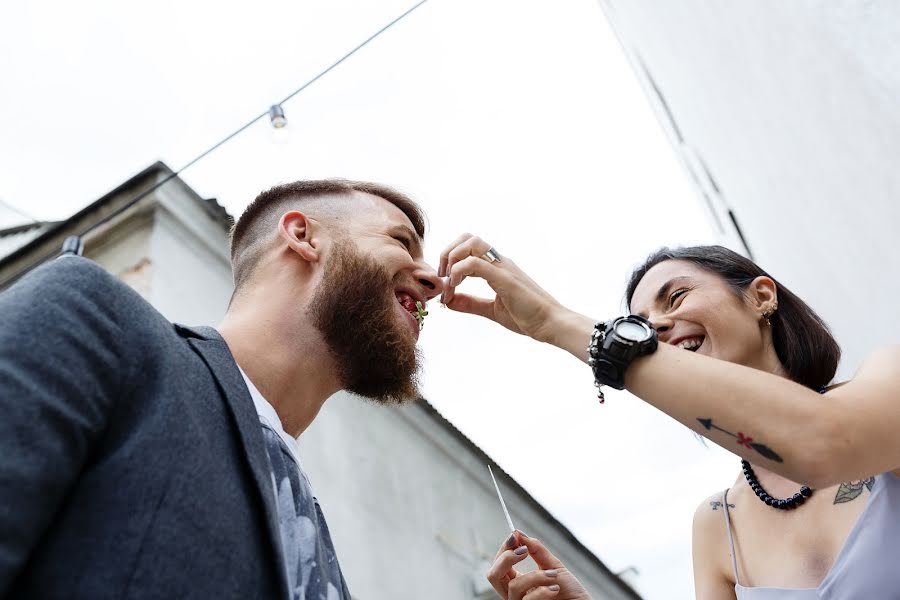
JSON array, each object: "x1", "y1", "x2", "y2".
[{"x1": 217, "y1": 308, "x2": 341, "y2": 437}]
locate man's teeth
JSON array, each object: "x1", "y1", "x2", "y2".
[{"x1": 677, "y1": 338, "x2": 703, "y2": 350}]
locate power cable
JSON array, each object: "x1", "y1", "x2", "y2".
[{"x1": 4, "y1": 0, "x2": 431, "y2": 286}]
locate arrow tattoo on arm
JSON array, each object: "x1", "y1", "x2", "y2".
[{"x1": 697, "y1": 417, "x2": 784, "y2": 463}]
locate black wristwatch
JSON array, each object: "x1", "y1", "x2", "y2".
[{"x1": 588, "y1": 315, "x2": 658, "y2": 401}]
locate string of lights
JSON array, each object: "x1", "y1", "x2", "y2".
[{"x1": 4, "y1": 0, "x2": 431, "y2": 286}]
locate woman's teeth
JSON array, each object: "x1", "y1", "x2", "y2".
[{"x1": 677, "y1": 337, "x2": 703, "y2": 351}]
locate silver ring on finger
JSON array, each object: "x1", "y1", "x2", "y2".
[{"x1": 482, "y1": 247, "x2": 502, "y2": 263}]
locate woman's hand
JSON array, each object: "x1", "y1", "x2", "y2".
[
  {"x1": 438, "y1": 233, "x2": 584, "y2": 346},
  {"x1": 439, "y1": 233, "x2": 596, "y2": 359},
  {"x1": 487, "y1": 531, "x2": 591, "y2": 600}
]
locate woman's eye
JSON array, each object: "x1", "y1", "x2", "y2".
[{"x1": 668, "y1": 288, "x2": 689, "y2": 307}]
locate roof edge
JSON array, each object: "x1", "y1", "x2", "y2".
[
  {"x1": 0, "y1": 221, "x2": 58, "y2": 237},
  {"x1": 0, "y1": 161, "x2": 172, "y2": 272}
]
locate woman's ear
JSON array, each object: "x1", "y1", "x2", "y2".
[
  {"x1": 748, "y1": 275, "x2": 778, "y2": 311},
  {"x1": 278, "y1": 211, "x2": 320, "y2": 263}
]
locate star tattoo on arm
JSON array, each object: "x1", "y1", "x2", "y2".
[{"x1": 697, "y1": 417, "x2": 784, "y2": 463}]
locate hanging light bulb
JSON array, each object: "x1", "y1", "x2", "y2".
[
  {"x1": 268, "y1": 104, "x2": 290, "y2": 145},
  {"x1": 268, "y1": 104, "x2": 287, "y2": 128}
]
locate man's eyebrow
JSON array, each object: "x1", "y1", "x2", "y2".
[{"x1": 655, "y1": 276, "x2": 693, "y2": 306}]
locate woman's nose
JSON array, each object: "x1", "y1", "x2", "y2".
[{"x1": 649, "y1": 314, "x2": 673, "y2": 339}]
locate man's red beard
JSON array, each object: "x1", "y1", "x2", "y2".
[{"x1": 307, "y1": 241, "x2": 422, "y2": 404}]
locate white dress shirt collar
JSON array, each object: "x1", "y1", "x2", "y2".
[{"x1": 236, "y1": 366, "x2": 304, "y2": 470}]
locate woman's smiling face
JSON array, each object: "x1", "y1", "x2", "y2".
[{"x1": 629, "y1": 259, "x2": 778, "y2": 370}]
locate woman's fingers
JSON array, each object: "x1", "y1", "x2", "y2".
[
  {"x1": 443, "y1": 291, "x2": 494, "y2": 319},
  {"x1": 487, "y1": 546, "x2": 530, "y2": 580},
  {"x1": 442, "y1": 255, "x2": 491, "y2": 306},
  {"x1": 508, "y1": 569, "x2": 561, "y2": 600},
  {"x1": 439, "y1": 232, "x2": 504, "y2": 279},
  {"x1": 443, "y1": 252, "x2": 517, "y2": 312},
  {"x1": 447, "y1": 255, "x2": 505, "y2": 289},
  {"x1": 438, "y1": 232, "x2": 474, "y2": 277},
  {"x1": 486, "y1": 543, "x2": 531, "y2": 598},
  {"x1": 492, "y1": 531, "x2": 524, "y2": 561},
  {"x1": 520, "y1": 536, "x2": 565, "y2": 571},
  {"x1": 440, "y1": 232, "x2": 567, "y2": 342},
  {"x1": 523, "y1": 585, "x2": 562, "y2": 600},
  {"x1": 486, "y1": 533, "x2": 590, "y2": 600},
  {"x1": 444, "y1": 235, "x2": 495, "y2": 278}
]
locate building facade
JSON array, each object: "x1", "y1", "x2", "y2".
[{"x1": 598, "y1": 1, "x2": 900, "y2": 378}]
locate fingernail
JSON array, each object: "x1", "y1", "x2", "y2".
[
  {"x1": 515, "y1": 530, "x2": 530, "y2": 538},
  {"x1": 544, "y1": 569, "x2": 558, "y2": 578},
  {"x1": 549, "y1": 584, "x2": 560, "y2": 592},
  {"x1": 505, "y1": 534, "x2": 517, "y2": 549},
  {"x1": 514, "y1": 545, "x2": 528, "y2": 556}
]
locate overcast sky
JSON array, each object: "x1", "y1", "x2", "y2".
[{"x1": 0, "y1": 1, "x2": 740, "y2": 597}]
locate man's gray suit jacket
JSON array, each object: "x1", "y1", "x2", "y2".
[{"x1": 0, "y1": 256, "x2": 293, "y2": 598}]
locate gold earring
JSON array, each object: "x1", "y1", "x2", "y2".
[{"x1": 762, "y1": 302, "x2": 778, "y2": 326}]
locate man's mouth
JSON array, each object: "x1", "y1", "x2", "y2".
[
  {"x1": 395, "y1": 291, "x2": 428, "y2": 330},
  {"x1": 675, "y1": 336, "x2": 705, "y2": 352},
  {"x1": 396, "y1": 291, "x2": 418, "y2": 315}
]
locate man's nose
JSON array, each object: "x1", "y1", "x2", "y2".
[{"x1": 413, "y1": 263, "x2": 444, "y2": 301}]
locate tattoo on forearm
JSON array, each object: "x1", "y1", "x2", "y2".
[
  {"x1": 833, "y1": 478, "x2": 875, "y2": 504},
  {"x1": 710, "y1": 500, "x2": 735, "y2": 511},
  {"x1": 697, "y1": 418, "x2": 784, "y2": 463}
]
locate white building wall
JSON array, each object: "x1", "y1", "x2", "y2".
[
  {"x1": 299, "y1": 394, "x2": 634, "y2": 600},
  {"x1": 600, "y1": 0, "x2": 900, "y2": 378},
  {"x1": 148, "y1": 205, "x2": 233, "y2": 325}
]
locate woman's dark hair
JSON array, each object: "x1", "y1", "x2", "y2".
[{"x1": 625, "y1": 245, "x2": 841, "y2": 390}]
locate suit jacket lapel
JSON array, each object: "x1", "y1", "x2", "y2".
[{"x1": 177, "y1": 325, "x2": 289, "y2": 599}]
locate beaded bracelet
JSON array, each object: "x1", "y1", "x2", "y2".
[{"x1": 587, "y1": 322, "x2": 607, "y2": 403}]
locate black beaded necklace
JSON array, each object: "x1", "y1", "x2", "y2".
[
  {"x1": 742, "y1": 459, "x2": 813, "y2": 509},
  {"x1": 741, "y1": 387, "x2": 826, "y2": 509}
]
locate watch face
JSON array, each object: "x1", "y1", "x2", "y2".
[{"x1": 615, "y1": 320, "x2": 651, "y2": 342}]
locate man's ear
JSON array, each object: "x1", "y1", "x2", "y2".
[
  {"x1": 278, "y1": 211, "x2": 320, "y2": 263},
  {"x1": 748, "y1": 275, "x2": 778, "y2": 310}
]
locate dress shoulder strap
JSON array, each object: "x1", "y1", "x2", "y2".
[{"x1": 722, "y1": 488, "x2": 741, "y2": 587}]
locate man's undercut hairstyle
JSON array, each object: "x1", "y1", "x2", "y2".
[
  {"x1": 625, "y1": 245, "x2": 841, "y2": 391},
  {"x1": 229, "y1": 179, "x2": 426, "y2": 293}
]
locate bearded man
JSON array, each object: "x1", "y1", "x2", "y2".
[{"x1": 0, "y1": 180, "x2": 442, "y2": 600}]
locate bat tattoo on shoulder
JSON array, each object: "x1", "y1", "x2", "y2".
[
  {"x1": 697, "y1": 417, "x2": 784, "y2": 463},
  {"x1": 834, "y1": 478, "x2": 875, "y2": 504}
]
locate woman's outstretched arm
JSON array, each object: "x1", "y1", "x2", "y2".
[{"x1": 439, "y1": 234, "x2": 900, "y2": 487}]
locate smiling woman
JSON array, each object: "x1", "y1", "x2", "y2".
[
  {"x1": 437, "y1": 236, "x2": 900, "y2": 600},
  {"x1": 624, "y1": 246, "x2": 840, "y2": 391}
]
